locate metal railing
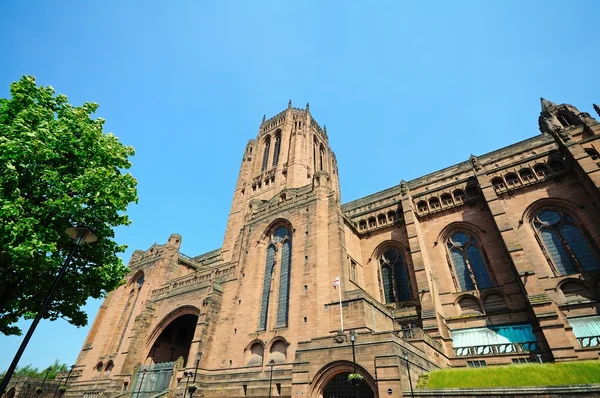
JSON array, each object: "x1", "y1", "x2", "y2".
[
  {"x1": 454, "y1": 341, "x2": 538, "y2": 357},
  {"x1": 577, "y1": 335, "x2": 600, "y2": 348}
]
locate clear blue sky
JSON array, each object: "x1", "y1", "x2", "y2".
[{"x1": 1, "y1": 0, "x2": 599, "y2": 371}]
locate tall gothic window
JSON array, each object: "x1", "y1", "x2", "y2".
[
  {"x1": 379, "y1": 248, "x2": 412, "y2": 304},
  {"x1": 258, "y1": 226, "x2": 293, "y2": 331},
  {"x1": 533, "y1": 209, "x2": 600, "y2": 275},
  {"x1": 319, "y1": 144, "x2": 325, "y2": 171},
  {"x1": 261, "y1": 136, "x2": 271, "y2": 172},
  {"x1": 272, "y1": 131, "x2": 281, "y2": 166},
  {"x1": 447, "y1": 232, "x2": 492, "y2": 291}
]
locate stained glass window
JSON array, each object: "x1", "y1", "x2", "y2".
[
  {"x1": 447, "y1": 232, "x2": 492, "y2": 291},
  {"x1": 272, "y1": 132, "x2": 281, "y2": 166},
  {"x1": 261, "y1": 136, "x2": 271, "y2": 172},
  {"x1": 258, "y1": 244, "x2": 276, "y2": 330},
  {"x1": 379, "y1": 248, "x2": 412, "y2": 304},
  {"x1": 259, "y1": 226, "x2": 293, "y2": 331},
  {"x1": 533, "y1": 209, "x2": 600, "y2": 275}
]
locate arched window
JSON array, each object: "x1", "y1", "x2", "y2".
[
  {"x1": 377, "y1": 214, "x2": 387, "y2": 225},
  {"x1": 368, "y1": 217, "x2": 376, "y2": 228},
  {"x1": 534, "y1": 164, "x2": 549, "y2": 177},
  {"x1": 269, "y1": 340, "x2": 287, "y2": 364},
  {"x1": 387, "y1": 211, "x2": 397, "y2": 223},
  {"x1": 247, "y1": 342, "x2": 264, "y2": 366},
  {"x1": 447, "y1": 232, "x2": 493, "y2": 291},
  {"x1": 319, "y1": 144, "x2": 325, "y2": 171},
  {"x1": 261, "y1": 136, "x2": 271, "y2": 172},
  {"x1": 417, "y1": 201, "x2": 428, "y2": 213},
  {"x1": 491, "y1": 177, "x2": 505, "y2": 190},
  {"x1": 441, "y1": 194, "x2": 453, "y2": 206},
  {"x1": 458, "y1": 296, "x2": 482, "y2": 315},
  {"x1": 532, "y1": 209, "x2": 600, "y2": 275},
  {"x1": 104, "y1": 361, "x2": 114, "y2": 374},
  {"x1": 379, "y1": 248, "x2": 412, "y2": 304},
  {"x1": 519, "y1": 168, "x2": 535, "y2": 182},
  {"x1": 258, "y1": 226, "x2": 293, "y2": 330},
  {"x1": 358, "y1": 220, "x2": 367, "y2": 231},
  {"x1": 505, "y1": 173, "x2": 519, "y2": 187},
  {"x1": 557, "y1": 113, "x2": 571, "y2": 127},
  {"x1": 453, "y1": 190, "x2": 465, "y2": 203},
  {"x1": 272, "y1": 131, "x2": 281, "y2": 166},
  {"x1": 429, "y1": 198, "x2": 441, "y2": 210}
]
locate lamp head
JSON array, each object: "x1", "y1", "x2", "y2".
[
  {"x1": 196, "y1": 352, "x2": 202, "y2": 361},
  {"x1": 269, "y1": 359, "x2": 275, "y2": 366},
  {"x1": 65, "y1": 226, "x2": 98, "y2": 243},
  {"x1": 350, "y1": 330, "x2": 356, "y2": 342}
]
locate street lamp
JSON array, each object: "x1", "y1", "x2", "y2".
[
  {"x1": 36, "y1": 367, "x2": 52, "y2": 397},
  {"x1": 182, "y1": 371, "x2": 193, "y2": 398},
  {"x1": 349, "y1": 331, "x2": 358, "y2": 398},
  {"x1": 404, "y1": 352, "x2": 414, "y2": 398},
  {"x1": 135, "y1": 368, "x2": 147, "y2": 398},
  {"x1": 268, "y1": 359, "x2": 275, "y2": 398},
  {"x1": 188, "y1": 352, "x2": 202, "y2": 397},
  {"x1": 0, "y1": 226, "x2": 97, "y2": 396},
  {"x1": 53, "y1": 365, "x2": 75, "y2": 398}
]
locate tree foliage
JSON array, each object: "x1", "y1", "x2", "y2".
[
  {"x1": 0, "y1": 360, "x2": 68, "y2": 383},
  {"x1": 0, "y1": 76, "x2": 137, "y2": 335}
]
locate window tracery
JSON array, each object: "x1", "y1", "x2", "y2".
[
  {"x1": 532, "y1": 209, "x2": 600, "y2": 275},
  {"x1": 379, "y1": 247, "x2": 412, "y2": 304},
  {"x1": 447, "y1": 231, "x2": 493, "y2": 291},
  {"x1": 258, "y1": 225, "x2": 292, "y2": 330}
]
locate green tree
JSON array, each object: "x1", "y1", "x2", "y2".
[
  {"x1": 0, "y1": 360, "x2": 68, "y2": 383},
  {"x1": 0, "y1": 75, "x2": 137, "y2": 336}
]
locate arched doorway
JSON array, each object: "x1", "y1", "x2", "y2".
[
  {"x1": 323, "y1": 372, "x2": 374, "y2": 398},
  {"x1": 311, "y1": 361, "x2": 378, "y2": 398},
  {"x1": 147, "y1": 314, "x2": 198, "y2": 364}
]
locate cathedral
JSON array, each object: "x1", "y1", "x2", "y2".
[{"x1": 67, "y1": 99, "x2": 600, "y2": 398}]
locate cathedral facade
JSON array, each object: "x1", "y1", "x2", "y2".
[{"x1": 68, "y1": 100, "x2": 600, "y2": 398}]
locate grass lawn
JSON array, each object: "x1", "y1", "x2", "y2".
[{"x1": 424, "y1": 361, "x2": 600, "y2": 389}]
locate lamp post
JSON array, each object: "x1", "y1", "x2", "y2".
[
  {"x1": 188, "y1": 352, "x2": 201, "y2": 397},
  {"x1": 268, "y1": 360, "x2": 275, "y2": 398},
  {"x1": 349, "y1": 330, "x2": 359, "y2": 398},
  {"x1": 0, "y1": 226, "x2": 97, "y2": 396},
  {"x1": 35, "y1": 367, "x2": 52, "y2": 397},
  {"x1": 53, "y1": 364, "x2": 75, "y2": 398},
  {"x1": 404, "y1": 352, "x2": 414, "y2": 398},
  {"x1": 135, "y1": 368, "x2": 147, "y2": 398},
  {"x1": 182, "y1": 371, "x2": 193, "y2": 398}
]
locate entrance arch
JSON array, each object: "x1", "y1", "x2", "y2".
[
  {"x1": 311, "y1": 361, "x2": 378, "y2": 398},
  {"x1": 146, "y1": 307, "x2": 200, "y2": 366}
]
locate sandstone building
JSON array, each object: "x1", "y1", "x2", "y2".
[{"x1": 67, "y1": 100, "x2": 600, "y2": 397}]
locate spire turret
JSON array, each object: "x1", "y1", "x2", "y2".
[
  {"x1": 541, "y1": 97, "x2": 558, "y2": 112},
  {"x1": 594, "y1": 104, "x2": 600, "y2": 118},
  {"x1": 288, "y1": 99, "x2": 292, "y2": 109}
]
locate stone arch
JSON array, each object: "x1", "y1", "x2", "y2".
[
  {"x1": 456, "y1": 294, "x2": 483, "y2": 315},
  {"x1": 266, "y1": 337, "x2": 289, "y2": 364},
  {"x1": 522, "y1": 197, "x2": 582, "y2": 225},
  {"x1": 482, "y1": 291, "x2": 509, "y2": 313},
  {"x1": 437, "y1": 221, "x2": 486, "y2": 244},
  {"x1": 557, "y1": 278, "x2": 594, "y2": 303},
  {"x1": 310, "y1": 360, "x2": 378, "y2": 398},
  {"x1": 245, "y1": 339, "x2": 265, "y2": 366},
  {"x1": 260, "y1": 218, "x2": 294, "y2": 241},
  {"x1": 127, "y1": 270, "x2": 145, "y2": 289},
  {"x1": 145, "y1": 306, "x2": 200, "y2": 365}
]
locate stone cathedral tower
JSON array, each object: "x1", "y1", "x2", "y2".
[{"x1": 64, "y1": 99, "x2": 600, "y2": 398}]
